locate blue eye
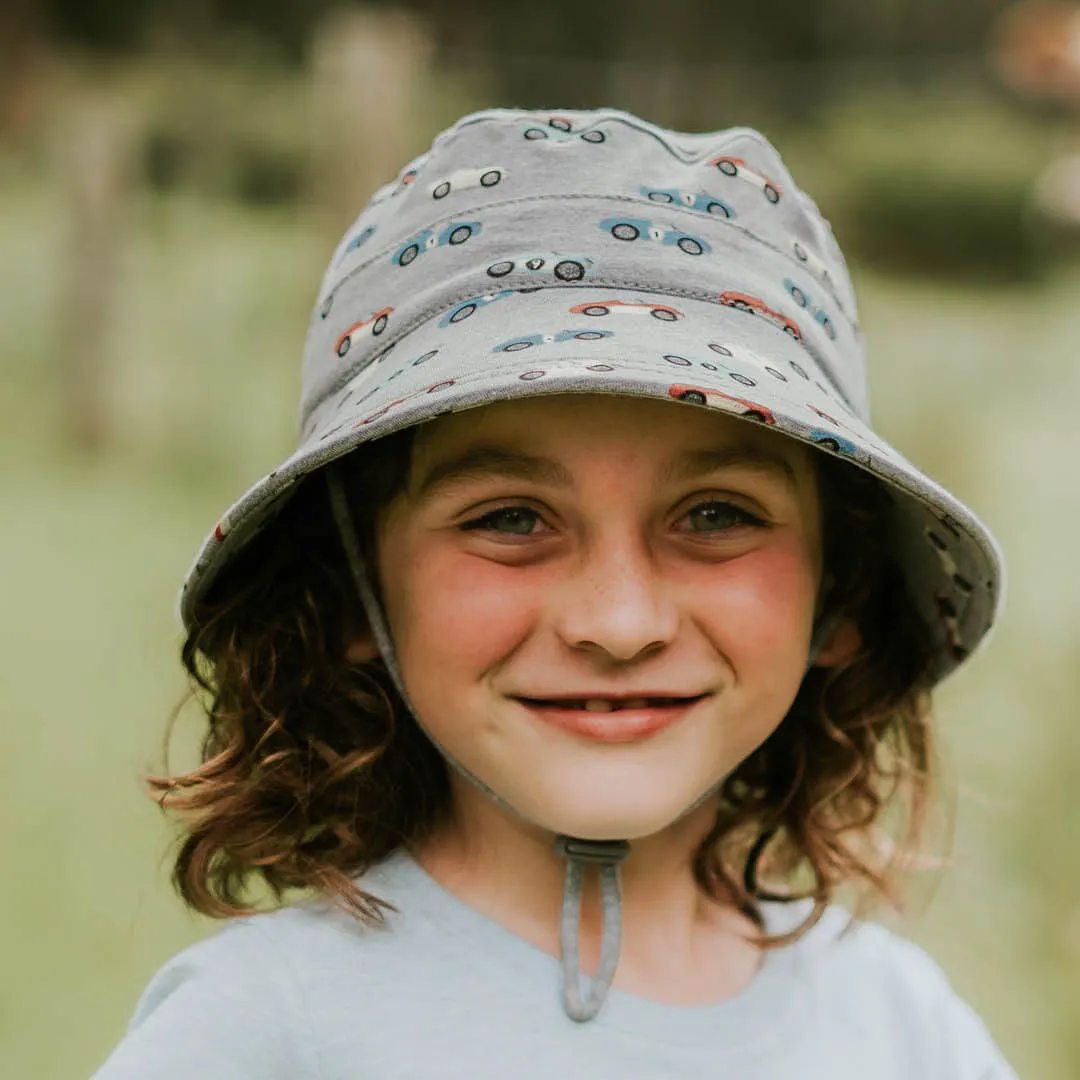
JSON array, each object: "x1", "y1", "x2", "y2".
[
  {"x1": 461, "y1": 507, "x2": 541, "y2": 536},
  {"x1": 686, "y1": 501, "x2": 763, "y2": 531},
  {"x1": 459, "y1": 501, "x2": 764, "y2": 537}
]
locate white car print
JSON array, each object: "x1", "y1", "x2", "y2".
[
  {"x1": 486, "y1": 253, "x2": 594, "y2": 282},
  {"x1": 431, "y1": 165, "x2": 507, "y2": 199},
  {"x1": 707, "y1": 155, "x2": 782, "y2": 203}
]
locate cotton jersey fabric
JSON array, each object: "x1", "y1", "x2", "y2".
[{"x1": 90, "y1": 848, "x2": 1018, "y2": 1080}]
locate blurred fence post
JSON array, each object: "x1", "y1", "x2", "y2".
[
  {"x1": 0, "y1": 0, "x2": 42, "y2": 139},
  {"x1": 310, "y1": 6, "x2": 433, "y2": 233},
  {"x1": 57, "y1": 97, "x2": 133, "y2": 453}
]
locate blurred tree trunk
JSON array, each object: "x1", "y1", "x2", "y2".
[
  {"x1": 310, "y1": 6, "x2": 433, "y2": 234},
  {"x1": 57, "y1": 97, "x2": 134, "y2": 453},
  {"x1": 0, "y1": 0, "x2": 44, "y2": 138}
]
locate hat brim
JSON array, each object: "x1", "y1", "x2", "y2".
[{"x1": 180, "y1": 287, "x2": 1002, "y2": 683}]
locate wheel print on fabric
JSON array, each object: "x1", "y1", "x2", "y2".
[
  {"x1": 718, "y1": 291, "x2": 802, "y2": 341},
  {"x1": 599, "y1": 217, "x2": 710, "y2": 255},
  {"x1": 668, "y1": 382, "x2": 776, "y2": 424},
  {"x1": 641, "y1": 186, "x2": 735, "y2": 218},
  {"x1": 783, "y1": 277, "x2": 837, "y2": 341},
  {"x1": 485, "y1": 255, "x2": 594, "y2": 283},
  {"x1": 438, "y1": 289, "x2": 517, "y2": 328},
  {"x1": 568, "y1": 300, "x2": 683, "y2": 321},
  {"x1": 707, "y1": 155, "x2": 782, "y2": 203},
  {"x1": 430, "y1": 166, "x2": 506, "y2": 199},
  {"x1": 395, "y1": 222, "x2": 482, "y2": 267},
  {"x1": 334, "y1": 307, "x2": 392, "y2": 358},
  {"x1": 522, "y1": 116, "x2": 607, "y2": 143},
  {"x1": 492, "y1": 328, "x2": 615, "y2": 353}
]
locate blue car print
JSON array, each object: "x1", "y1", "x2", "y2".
[
  {"x1": 493, "y1": 328, "x2": 614, "y2": 352},
  {"x1": 337, "y1": 224, "x2": 377, "y2": 263},
  {"x1": 440, "y1": 289, "x2": 517, "y2": 328},
  {"x1": 783, "y1": 277, "x2": 837, "y2": 340},
  {"x1": 599, "y1": 216, "x2": 710, "y2": 256},
  {"x1": 395, "y1": 221, "x2": 481, "y2": 267},
  {"x1": 803, "y1": 427, "x2": 869, "y2": 463},
  {"x1": 641, "y1": 187, "x2": 735, "y2": 219}
]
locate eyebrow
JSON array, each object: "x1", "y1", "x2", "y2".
[{"x1": 413, "y1": 441, "x2": 796, "y2": 504}]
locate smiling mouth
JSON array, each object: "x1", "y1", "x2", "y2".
[{"x1": 517, "y1": 695, "x2": 707, "y2": 712}]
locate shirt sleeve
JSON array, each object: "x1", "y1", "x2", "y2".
[
  {"x1": 88, "y1": 918, "x2": 321, "y2": 1080},
  {"x1": 873, "y1": 926, "x2": 1021, "y2": 1080}
]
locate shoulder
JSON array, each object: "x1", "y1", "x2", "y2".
[
  {"x1": 761, "y1": 899, "x2": 1018, "y2": 1079},
  {"x1": 91, "y1": 916, "x2": 325, "y2": 1080}
]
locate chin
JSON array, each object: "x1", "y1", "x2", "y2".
[{"x1": 510, "y1": 771, "x2": 721, "y2": 842}]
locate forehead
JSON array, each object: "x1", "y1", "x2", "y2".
[{"x1": 409, "y1": 393, "x2": 814, "y2": 490}]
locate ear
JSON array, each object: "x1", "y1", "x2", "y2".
[
  {"x1": 811, "y1": 615, "x2": 862, "y2": 668},
  {"x1": 344, "y1": 635, "x2": 380, "y2": 665}
]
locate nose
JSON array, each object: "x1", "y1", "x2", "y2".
[{"x1": 553, "y1": 533, "x2": 679, "y2": 664}]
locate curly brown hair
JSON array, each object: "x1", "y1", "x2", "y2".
[{"x1": 148, "y1": 421, "x2": 942, "y2": 948}]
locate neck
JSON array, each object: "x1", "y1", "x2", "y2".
[{"x1": 408, "y1": 777, "x2": 766, "y2": 1004}]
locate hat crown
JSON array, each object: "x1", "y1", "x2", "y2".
[{"x1": 302, "y1": 108, "x2": 866, "y2": 435}]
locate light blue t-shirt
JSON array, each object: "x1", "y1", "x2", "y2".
[{"x1": 90, "y1": 848, "x2": 1019, "y2": 1079}]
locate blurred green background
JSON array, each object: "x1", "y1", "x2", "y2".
[{"x1": 3, "y1": 1, "x2": 1080, "y2": 1077}]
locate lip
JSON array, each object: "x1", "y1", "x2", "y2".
[{"x1": 515, "y1": 696, "x2": 707, "y2": 743}]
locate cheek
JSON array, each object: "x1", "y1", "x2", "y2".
[
  {"x1": 386, "y1": 543, "x2": 538, "y2": 679},
  {"x1": 694, "y1": 541, "x2": 819, "y2": 666}
]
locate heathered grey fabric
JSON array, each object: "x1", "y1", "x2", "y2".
[
  {"x1": 179, "y1": 107, "x2": 1004, "y2": 685},
  {"x1": 89, "y1": 848, "x2": 1020, "y2": 1080}
]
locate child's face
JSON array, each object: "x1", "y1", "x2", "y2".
[{"x1": 368, "y1": 393, "x2": 831, "y2": 840}]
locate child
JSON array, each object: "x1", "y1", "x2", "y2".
[{"x1": 91, "y1": 108, "x2": 1018, "y2": 1079}]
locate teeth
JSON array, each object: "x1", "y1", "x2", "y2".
[
  {"x1": 583, "y1": 697, "x2": 652, "y2": 712},
  {"x1": 584, "y1": 699, "x2": 615, "y2": 712},
  {"x1": 532, "y1": 696, "x2": 695, "y2": 711}
]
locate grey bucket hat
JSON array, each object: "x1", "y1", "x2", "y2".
[{"x1": 178, "y1": 107, "x2": 1004, "y2": 1022}]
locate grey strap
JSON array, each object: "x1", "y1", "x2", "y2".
[{"x1": 553, "y1": 837, "x2": 631, "y2": 1021}]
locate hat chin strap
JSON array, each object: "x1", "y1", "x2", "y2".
[{"x1": 326, "y1": 468, "x2": 838, "y2": 1022}]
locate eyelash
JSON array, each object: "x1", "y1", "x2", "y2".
[{"x1": 458, "y1": 500, "x2": 767, "y2": 538}]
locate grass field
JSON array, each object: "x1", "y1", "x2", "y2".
[{"x1": 2, "y1": 166, "x2": 1079, "y2": 1078}]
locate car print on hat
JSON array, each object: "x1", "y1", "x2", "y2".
[
  {"x1": 718, "y1": 291, "x2": 802, "y2": 340},
  {"x1": 783, "y1": 278, "x2": 837, "y2": 340},
  {"x1": 493, "y1": 328, "x2": 615, "y2": 352},
  {"x1": 568, "y1": 299, "x2": 683, "y2": 320},
  {"x1": 806, "y1": 429, "x2": 862, "y2": 460},
  {"x1": 641, "y1": 187, "x2": 735, "y2": 218},
  {"x1": 487, "y1": 254, "x2": 594, "y2": 282},
  {"x1": 438, "y1": 289, "x2": 517, "y2": 327},
  {"x1": 395, "y1": 221, "x2": 481, "y2": 267},
  {"x1": 430, "y1": 165, "x2": 507, "y2": 199},
  {"x1": 599, "y1": 216, "x2": 710, "y2": 255},
  {"x1": 793, "y1": 240, "x2": 837, "y2": 292},
  {"x1": 667, "y1": 383, "x2": 777, "y2": 424},
  {"x1": 708, "y1": 155, "x2": 783, "y2": 203},
  {"x1": 336, "y1": 224, "x2": 377, "y2": 263},
  {"x1": 334, "y1": 307, "x2": 393, "y2": 358},
  {"x1": 523, "y1": 115, "x2": 606, "y2": 143}
]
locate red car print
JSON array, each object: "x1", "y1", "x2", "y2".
[
  {"x1": 718, "y1": 292, "x2": 802, "y2": 341},
  {"x1": 334, "y1": 306, "x2": 393, "y2": 358},
  {"x1": 354, "y1": 379, "x2": 457, "y2": 427},
  {"x1": 707, "y1": 156, "x2": 782, "y2": 203},
  {"x1": 668, "y1": 384, "x2": 777, "y2": 424},
  {"x1": 568, "y1": 299, "x2": 683, "y2": 321}
]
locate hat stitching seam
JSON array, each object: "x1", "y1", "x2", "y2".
[{"x1": 321, "y1": 192, "x2": 856, "y2": 332}]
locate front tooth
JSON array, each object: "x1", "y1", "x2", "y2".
[
  {"x1": 584, "y1": 699, "x2": 615, "y2": 712},
  {"x1": 622, "y1": 698, "x2": 649, "y2": 710}
]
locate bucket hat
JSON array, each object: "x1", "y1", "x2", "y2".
[{"x1": 178, "y1": 107, "x2": 1004, "y2": 1022}]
